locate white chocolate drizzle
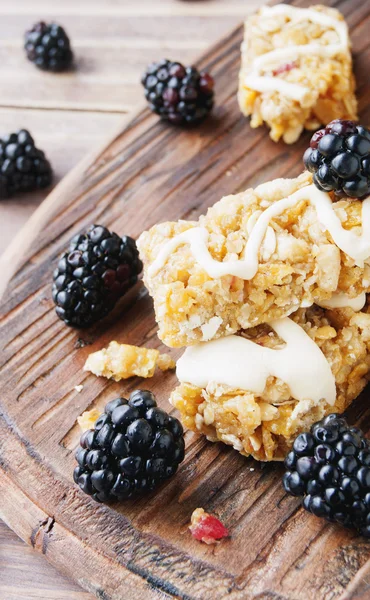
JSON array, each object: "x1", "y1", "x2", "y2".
[
  {"x1": 244, "y1": 4, "x2": 349, "y2": 102},
  {"x1": 176, "y1": 317, "x2": 336, "y2": 408},
  {"x1": 317, "y1": 292, "x2": 366, "y2": 312},
  {"x1": 148, "y1": 184, "x2": 370, "y2": 280}
]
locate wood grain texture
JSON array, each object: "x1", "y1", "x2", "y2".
[
  {"x1": 0, "y1": 3, "x2": 264, "y2": 596},
  {"x1": 2, "y1": 0, "x2": 370, "y2": 598},
  {"x1": 0, "y1": 1, "x2": 262, "y2": 596},
  {"x1": 0, "y1": 0, "x2": 257, "y2": 255}
]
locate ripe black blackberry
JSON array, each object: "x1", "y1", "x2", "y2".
[
  {"x1": 283, "y1": 414, "x2": 370, "y2": 537},
  {"x1": 141, "y1": 59, "x2": 214, "y2": 125},
  {"x1": 52, "y1": 225, "x2": 143, "y2": 327},
  {"x1": 0, "y1": 129, "x2": 52, "y2": 199},
  {"x1": 74, "y1": 390, "x2": 185, "y2": 502},
  {"x1": 304, "y1": 120, "x2": 370, "y2": 199},
  {"x1": 25, "y1": 22, "x2": 73, "y2": 72}
]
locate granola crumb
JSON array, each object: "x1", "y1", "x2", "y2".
[
  {"x1": 74, "y1": 384, "x2": 84, "y2": 393},
  {"x1": 84, "y1": 341, "x2": 175, "y2": 381},
  {"x1": 77, "y1": 408, "x2": 101, "y2": 432},
  {"x1": 189, "y1": 508, "x2": 229, "y2": 544},
  {"x1": 156, "y1": 352, "x2": 176, "y2": 371}
]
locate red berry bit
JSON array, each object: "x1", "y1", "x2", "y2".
[
  {"x1": 189, "y1": 508, "x2": 229, "y2": 545},
  {"x1": 199, "y1": 73, "x2": 214, "y2": 95},
  {"x1": 169, "y1": 63, "x2": 186, "y2": 79},
  {"x1": 163, "y1": 87, "x2": 179, "y2": 106},
  {"x1": 272, "y1": 61, "x2": 297, "y2": 77},
  {"x1": 325, "y1": 119, "x2": 357, "y2": 136},
  {"x1": 116, "y1": 263, "x2": 130, "y2": 282},
  {"x1": 309, "y1": 129, "x2": 326, "y2": 149},
  {"x1": 102, "y1": 269, "x2": 116, "y2": 288}
]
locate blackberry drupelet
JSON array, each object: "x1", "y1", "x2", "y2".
[
  {"x1": 283, "y1": 414, "x2": 370, "y2": 537},
  {"x1": 25, "y1": 21, "x2": 73, "y2": 72},
  {"x1": 141, "y1": 59, "x2": 214, "y2": 125},
  {"x1": 304, "y1": 119, "x2": 370, "y2": 199},
  {"x1": 52, "y1": 225, "x2": 143, "y2": 327},
  {"x1": 0, "y1": 129, "x2": 52, "y2": 199},
  {"x1": 74, "y1": 390, "x2": 185, "y2": 502}
]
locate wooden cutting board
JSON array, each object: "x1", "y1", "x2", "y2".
[{"x1": 2, "y1": 1, "x2": 370, "y2": 598}]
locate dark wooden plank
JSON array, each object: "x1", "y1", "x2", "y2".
[{"x1": 2, "y1": 0, "x2": 370, "y2": 599}]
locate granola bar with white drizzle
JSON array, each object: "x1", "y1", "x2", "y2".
[
  {"x1": 238, "y1": 4, "x2": 357, "y2": 143},
  {"x1": 137, "y1": 172, "x2": 370, "y2": 348},
  {"x1": 170, "y1": 304, "x2": 370, "y2": 461}
]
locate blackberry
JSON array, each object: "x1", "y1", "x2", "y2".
[
  {"x1": 141, "y1": 59, "x2": 214, "y2": 125},
  {"x1": 74, "y1": 390, "x2": 185, "y2": 502},
  {"x1": 52, "y1": 225, "x2": 142, "y2": 327},
  {"x1": 304, "y1": 119, "x2": 370, "y2": 199},
  {"x1": 0, "y1": 129, "x2": 52, "y2": 199},
  {"x1": 283, "y1": 414, "x2": 370, "y2": 537},
  {"x1": 25, "y1": 22, "x2": 73, "y2": 72}
]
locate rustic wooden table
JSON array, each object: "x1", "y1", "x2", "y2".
[{"x1": 0, "y1": 1, "x2": 262, "y2": 597}]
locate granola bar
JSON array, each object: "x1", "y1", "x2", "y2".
[
  {"x1": 238, "y1": 4, "x2": 357, "y2": 143},
  {"x1": 138, "y1": 172, "x2": 370, "y2": 348},
  {"x1": 171, "y1": 304, "x2": 370, "y2": 461}
]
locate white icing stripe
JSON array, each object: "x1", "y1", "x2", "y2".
[
  {"x1": 148, "y1": 184, "x2": 370, "y2": 280},
  {"x1": 260, "y1": 5, "x2": 348, "y2": 46},
  {"x1": 317, "y1": 292, "x2": 366, "y2": 311},
  {"x1": 253, "y1": 42, "x2": 346, "y2": 72},
  {"x1": 176, "y1": 317, "x2": 336, "y2": 408},
  {"x1": 244, "y1": 4, "x2": 349, "y2": 101},
  {"x1": 244, "y1": 75, "x2": 311, "y2": 103}
]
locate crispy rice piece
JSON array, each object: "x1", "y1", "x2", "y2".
[
  {"x1": 84, "y1": 341, "x2": 175, "y2": 381},
  {"x1": 238, "y1": 5, "x2": 357, "y2": 143},
  {"x1": 138, "y1": 173, "x2": 370, "y2": 348},
  {"x1": 170, "y1": 304, "x2": 370, "y2": 461}
]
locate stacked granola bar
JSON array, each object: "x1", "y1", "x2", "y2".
[
  {"x1": 138, "y1": 172, "x2": 370, "y2": 460},
  {"x1": 137, "y1": 6, "x2": 370, "y2": 461}
]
